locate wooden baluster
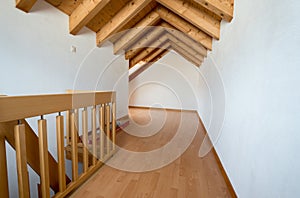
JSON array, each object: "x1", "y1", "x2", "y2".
[
  {"x1": 71, "y1": 110, "x2": 78, "y2": 181},
  {"x1": 112, "y1": 102, "x2": 116, "y2": 151},
  {"x1": 92, "y1": 106, "x2": 97, "y2": 165},
  {"x1": 82, "y1": 108, "x2": 89, "y2": 172},
  {"x1": 99, "y1": 104, "x2": 104, "y2": 161},
  {"x1": 38, "y1": 117, "x2": 50, "y2": 198},
  {"x1": 14, "y1": 122, "x2": 30, "y2": 198},
  {"x1": 0, "y1": 137, "x2": 9, "y2": 198},
  {"x1": 56, "y1": 113, "x2": 66, "y2": 192},
  {"x1": 66, "y1": 110, "x2": 71, "y2": 145},
  {"x1": 106, "y1": 104, "x2": 111, "y2": 155}
]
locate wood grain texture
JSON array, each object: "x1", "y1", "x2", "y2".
[
  {"x1": 125, "y1": 27, "x2": 164, "y2": 60},
  {"x1": 56, "y1": 115, "x2": 67, "y2": 192},
  {"x1": 38, "y1": 119, "x2": 50, "y2": 198},
  {"x1": 0, "y1": 120, "x2": 71, "y2": 193},
  {"x1": 129, "y1": 33, "x2": 169, "y2": 66},
  {"x1": 113, "y1": 11, "x2": 160, "y2": 54},
  {"x1": 0, "y1": 91, "x2": 115, "y2": 122},
  {"x1": 156, "y1": 6, "x2": 212, "y2": 50},
  {"x1": 69, "y1": 0, "x2": 110, "y2": 34},
  {"x1": 160, "y1": 22, "x2": 207, "y2": 57},
  {"x1": 169, "y1": 41, "x2": 203, "y2": 66},
  {"x1": 129, "y1": 49, "x2": 169, "y2": 81},
  {"x1": 16, "y1": 0, "x2": 37, "y2": 13},
  {"x1": 71, "y1": 108, "x2": 233, "y2": 197},
  {"x1": 96, "y1": 0, "x2": 152, "y2": 46},
  {"x1": 71, "y1": 110, "x2": 79, "y2": 181},
  {"x1": 14, "y1": 124, "x2": 30, "y2": 198},
  {"x1": 193, "y1": 0, "x2": 234, "y2": 22},
  {"x1": 82, "y1": 108, "x2": 89, "y2": 172},
  {"x1": 157, "y1": 0, "x2": 220, "y2": 39}
]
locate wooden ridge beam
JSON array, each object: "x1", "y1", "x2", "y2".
[
  {"x1": 16, "y1": 0, "x2": 37, "y2": 12},
  {"x1": 166, "y1": 33, "x2": 204, "y2": 62},
  {"x1": 96, "y1": 0, "x2": 152, "y2": 47},
  {"x1": 130, "y1": 34, "x2": 169, "y2": 67},
  {"x1": 156, "y1": 6, "x2": 212, "y2": 50},
  {"x1": 69, "y1": 0, "x2": 111, "y2": 35},
  {"x1": 125, "y1": 27, "x2": 164, "y2": 60},
  {"x1": 113, "y1": 11, "x2": 160, "y2": 54},
  {"x1": 170, "y1": 42, "x2": 202, "y2": 67},
  {"x1": 193, "y1": 0, "x2": 234, "y2": 22},
  {"x1": 129, "y1": 50, "x2": 169, "y2": 81},
  {"x1": 156, "y1": 0, "x2": 220, "y2": 39},
  {"x1": 160, "y1": 22, "x2": 207, "y2": 57}
]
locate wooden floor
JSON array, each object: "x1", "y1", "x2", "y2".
[{"x1": 72, "y1": 107, "x2": 232, "y2": 198}]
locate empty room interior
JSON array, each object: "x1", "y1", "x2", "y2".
[{"x1": 0, "y1": 0, "x2": 300, "y2": 197}]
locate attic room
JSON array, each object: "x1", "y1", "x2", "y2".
[{"x1": 0, "y1": 0, "x2": 300, "y2": 197}]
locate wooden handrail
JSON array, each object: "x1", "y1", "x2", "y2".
[
  {"x1": 0, "y1": 91, "x2": 117, "y2": 197},
  {"x1": 0, "y1": 91, "x2": 116, "y2": 122}
]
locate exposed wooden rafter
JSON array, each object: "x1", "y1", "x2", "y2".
[
  {"x1": 193, "y1": 0, "x2": 234, "y2": 22},
  {"x1": 125, "y1": 27, "x2": 164, "y2": 60},
  {"x1": 167, "y1": 33, "x2": 204, "y2": 61},
  {"x1": 69, "y1": 0, "x2": 111, "y2": 35},
  {"x1": 170, "y1": 42, "x2": 202, "y2": 67},
  {"x1": 156, "y1": 6, "x2": 212, "y2": 50},
  {"x1": 129, "y1": 49, "x2": 169, "y2": 81},
  {"x1": 160, "y1": 22, "x2": 207, "y2": 57},
  {"x1": 113, "y1": 11, "x2": 160, "y2": 54},
  {"x1": 96, "y1": 0, "x2": 152, "y2": 47},
  {"x1": 129, "y1": 34, "x2": 169, "y2": 67},
  {"x1": 15, "y1": 0, "x2": 234, "y2": 75},
  {"x1": 129, "y1": 41, "x2": 170, "y2": 68},
  {"x1": 16, "y1": 0, "x2": 37, "y2": 12},
  {"x1": 156, "y1": 0, "x2": 220, "y2": 39}
]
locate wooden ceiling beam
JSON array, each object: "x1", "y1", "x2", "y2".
[
  {"x1": 170, "y1": 42, "x2": 202, "y2": 67},
  {"x1": 160, "y1": 22, "x2": 207, "y2": 57},
  {"x1": 96, "y1": 0, "x2": 152, "y2": 47},
  {"x1": 156, "y1": 6, "x2": 212, "y2": 50},
  {"x1": 69, "y1": 0, "x2": 111, "y2": 35},
  {"x1": 166, "y1": 33, "x2": 204, "y2": 62},
  {"x1": 129, "y1": 49, "x2": 169, "y2": 81},
  {"x1": 16, "y1": 0, "x2": 37, "y2": 12},
  {"x1": 129, "y1": 42, "x2": 170, "y2": 68},
  {"x1": 113, "y1": 11, "x2": 160, "y2": 55},
  {"x1": 193, "y1": 0, "x2": 234, "y2": 22},
  {"x1": 156, "y1": 0, "x2": 220, "y2": 39},
  {"x1": 125, "y1": 27, "x2": 164, "y2": 60},
  {"x1": 130, "y1": 34, "x2": 169, "y2": 67}
]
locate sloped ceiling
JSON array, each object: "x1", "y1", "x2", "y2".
[{"x1": 16, "y1": 0, "x2": 234, "y2": 75}]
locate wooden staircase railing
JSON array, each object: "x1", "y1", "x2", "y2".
[{"x1": 0, "y1": 91, "x2": 117, "y2": 197}]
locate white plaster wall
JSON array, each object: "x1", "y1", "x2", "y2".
[
  {"x1": 0, "y1": 0, "x2": 128, "y2": 197},
  {"x1": 129, "y1": 0, "x2": 300, "y2": 197},
  {"x1": 129, "y1": 51, "x2": 210, "y2": 112},
  {"x1": 199, "y1": 0, "x2": 300, "y2": 197}
]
